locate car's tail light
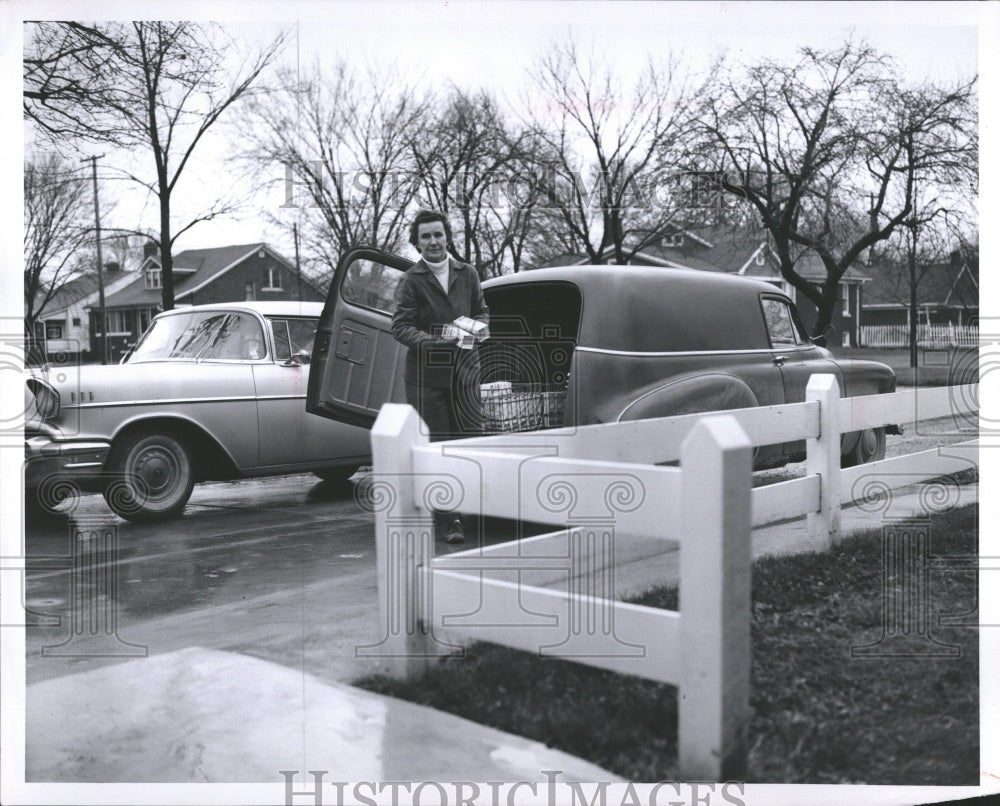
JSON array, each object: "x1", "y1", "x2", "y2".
[{"x1": 26, "y1": 378, "x2": 60, "y2": 420}]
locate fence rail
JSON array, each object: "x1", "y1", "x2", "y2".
[
  {"x1": 860, "y1": 323, "x2": 979, "y2": 348},
  {"x1": 366, "y1": 376, "x2": 979, "y2": 780}
]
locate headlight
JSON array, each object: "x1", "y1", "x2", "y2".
[{"x1": 26, "y1": 378, "x2": 60, "y2": 420}]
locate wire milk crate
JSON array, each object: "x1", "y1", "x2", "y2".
[{"x1": 480, "y1": 381, "x2": 567, "y2": 434}]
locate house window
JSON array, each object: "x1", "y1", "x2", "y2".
[
  {"x1": 45, "y1": 321, "x2": 64, "y2": 340},
  {"x1": 262, "y1": 266, "x2": 282, "y2": 291},
  {"x1": 245, "y1": 281, "x2": 256, "y2": 301},
  {"x1": 107, "y1": 310, "x2": 129, "y2": 335},
  {"x1": 145, "y1": 269, "x2": 162, "y2": 290},
  {"x1": 665, "y1": 233, "x2": 683, "y2": 247},
  {"x1": 138, "y1": 308, "x2": 154, "y2": 334},
  {"x1": 72, "y1": 317, "x2": 81, "y2": 327},
  {"x1": 755, "y1": 250, "x2": 766, "y2": 266},
  {"x1": 842, "y1": 283, "x2": 851, "y2": 316}
]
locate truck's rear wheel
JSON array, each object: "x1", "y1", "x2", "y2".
[{"x1": 841, "y1": 427, "x2": 886, "y2": 467}]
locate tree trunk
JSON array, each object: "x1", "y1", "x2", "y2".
[
  {"x1": 159, "y1": 185, "x2": 174, "y2": 311},
  {"x1": 908, "y1": 226, "x2": 918, "y2": 368}
]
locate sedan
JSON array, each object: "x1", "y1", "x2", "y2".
[{"x1": 24, "y1": 301, "x2": 370, "y2": 521}]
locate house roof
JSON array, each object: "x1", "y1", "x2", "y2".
[
  {"x1": 100, "y1": 243, "x2": 298, "y2": 308},
  {"x1": 36, "y1": 269, "x2": 136, "y2": 317},
  {"x1": 40, "y1": 274, "x2": 101, "y2": 314},
  {"x1": 531, "y1": 225, "x2": 870, "y2": 283},
  {"x1": 863, "y1": 256, "x2": 979, "y2": 309}
]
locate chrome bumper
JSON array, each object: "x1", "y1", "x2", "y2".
[{"x1": 24, "y1": 435, "x2": 111, "y2": 489}]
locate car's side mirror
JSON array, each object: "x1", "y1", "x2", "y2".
[{"x1": 282, "y1": 350, "x2": 311, "y2": 367}]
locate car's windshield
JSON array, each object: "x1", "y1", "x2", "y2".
[{"x1": 127, "y1": 311, "x2": 266, "y2": 362}]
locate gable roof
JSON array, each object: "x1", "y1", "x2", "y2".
[
  {"x1": 173, "y1": 243, "x2": 277, "y2": 300},
  {"x1": 36, "y1": 269, "x2": 138, "y2": 317},
  {"x1": 39, "y1": 274, "x2": 101, "y2": 314},
  {"x1": 532, "y1": 225, "x2": 870, "y2": 283},
  {"x1": 864, "y1": 256, "x2": 980, "y2": 309},
  {"x1": 101, "y1": 243, "x2": 300, "y2": 308}
]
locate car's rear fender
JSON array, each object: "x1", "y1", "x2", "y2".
[{"x1": 616, "y1": 372, "x2": 760, "y2": 422}]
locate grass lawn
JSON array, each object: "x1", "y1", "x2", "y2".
[
  {"x1": 829, "y1": 346, "x2": 978, "y2": 387},
  {"x1": 355, "y1": 503, "x2": 979, "y2": 784}
]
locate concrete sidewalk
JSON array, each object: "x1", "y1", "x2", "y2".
[
  {"x1": 27, "y1": 647, "x2": 618, "y2": 783},
  {"x1": 25, "y1": 481, "x2": 977, "y2": 784}
]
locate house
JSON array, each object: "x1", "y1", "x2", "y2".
[
  {"x1": 533, "y1": 227, "x2": 870, "y2": 347},
  {"x1": 93, "y1": 242, "x2": 326, "y2": 363},
  {"x1": 860, "y1": 250, "x2": 979, "y2": 329},
  {"x1": 29, "y1": 263, "x2": 135, "y2": 363}
]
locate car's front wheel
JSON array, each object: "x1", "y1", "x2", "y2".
[
  {"x1": 841, "y1": 427, "x2": 886, "y2": 467},
  {"x1": 104, "y1": 430, "x2": 194, "y2": 521}
]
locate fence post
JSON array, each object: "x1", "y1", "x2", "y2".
[
  {"x1": 679, "y1": 414, "x2": 752, "y2": 780},
  {"x1": 806, "y1": 374, "x2": 842, "y2": 547},
  {"x1": 366, "y1": 403, "x2": 435, "y2": 679}
]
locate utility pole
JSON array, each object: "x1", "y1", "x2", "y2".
[
  {"x1": 84, "y1": 155, "x2": 108, "y2": 365},
  {"x1": 293, "y1": 223, "x2": 303, "y2": 301}
]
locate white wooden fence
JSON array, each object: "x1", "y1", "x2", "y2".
[
  {"x1": 363, "y1": 375, "x2": 978, "y2": 780},
  {"x1": 860, "y1": 323, "x2": 979, "y2": 348}
]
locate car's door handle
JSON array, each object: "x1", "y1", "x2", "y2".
[{"x1": 773, "y1": 355, "x2": 787, "y2": 366}]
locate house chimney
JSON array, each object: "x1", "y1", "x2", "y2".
[{"x1": 143, "y1": 241, "x2": 159, "y2": 259}]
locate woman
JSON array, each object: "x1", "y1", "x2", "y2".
[{"x1": 391, "y1": 210, "x2": 489, "y2": 543}]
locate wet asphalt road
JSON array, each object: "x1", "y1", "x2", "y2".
[
  {"x1": 22, "y1": 415, "x2": 976, "y2": 687},
  {"x1": 23, "y1": 474, "x2": 388, "y2": 686},
  {"x1": 22, "y1": 472, "x2": 529, "y2": 688}
]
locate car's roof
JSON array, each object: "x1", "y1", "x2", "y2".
[
  {"x1": 484, "y1": 264, "x2": 786, "y2": 297},
  {"x1": 155, "y1": 300, "x2": 325, "y2": 317},
  {"x1": 484, "y1": 264, "x2": 786, "y2": 352}
]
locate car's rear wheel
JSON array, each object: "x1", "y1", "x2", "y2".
[
  {"x1": 841, "y1": 427, "x2": 886, "y2": 467},
  {"x1": 104, "y1": 430, "x2": 194, "y2": 522}
]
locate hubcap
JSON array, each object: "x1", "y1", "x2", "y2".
[
  {"x1": 859, "y1": 429, "x2": 878, "y2": 461},
  {"x1": 133, "y1": 446, "x2": 179, "y2": 499}
]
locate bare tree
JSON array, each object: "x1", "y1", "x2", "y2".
[
  {"x1": 869, "y1": 190, "x2": 977, "y2": 365},
  {"x1": 23, "y1": 22, "x2": 123, "y2": 143},
  {"x1": 699, "y1": 41, "x2": 977, "y2": 338},
  {"x1": 24, "y1": 22, "x2": 286, "y2": 310},
  {"x1": 410, "y1": 88, "x2": 540, "y2": 277},
  {"x1": 103, "y1": 232, "x2": 143, "y2": 272},
  {"x1": 23, "y1": 154, "x2": 92, "y2": 351},
  {"x1": 243, "y1": 60, "x2": 428, "y2": 277},
  {"x1": 525, "y1": 37, "x2": 698, "y2": 266}
]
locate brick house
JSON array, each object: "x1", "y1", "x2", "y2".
[
  {"x1": 535, "y1": 227, "x2": 870, "y2": 347},
  {"x1": 92, "y1": 242, "x2": 326, "y2": 363}
]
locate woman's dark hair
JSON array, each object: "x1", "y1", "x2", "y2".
[{"x1": 408, "y1": 209, "x2": 453, "y2": 249}]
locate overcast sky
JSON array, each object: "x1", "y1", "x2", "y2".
[{"x1": 6, "y1": 0, "x2": 991, "y2": 264}]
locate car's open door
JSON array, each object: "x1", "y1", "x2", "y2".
[{"x1": 306, "y1": 247, "x2": 413, "y2": 428}]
